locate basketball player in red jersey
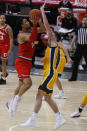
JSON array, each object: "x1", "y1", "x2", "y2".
[
  {"x1": 0, "y1": 13, "x2": 13, "y2": 84},
  {"x1": 6, "y1": 16, "x2": 45, "y2": 116}
]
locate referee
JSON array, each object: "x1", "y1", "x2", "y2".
[{"x1": 69, "y1": 15, "x2": 87, "y2": 81}]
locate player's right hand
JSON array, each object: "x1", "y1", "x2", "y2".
[{"x1": 30, "y1": 16, "x2": 40, "y2": 24}]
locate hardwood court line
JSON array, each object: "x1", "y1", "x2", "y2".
[
  {"x1": 42, "y1": 101, "x2": 87, "y2": 125},
  {"x1": 9, "y1": 125, "x2": 19, "y2": 131},
  {"x1": 0, "y1": 86, "x2": 86, "y2": 91},
  {"x1": 0, "y1": 88, "x2": 16, "y2": 90},
  {"x1": 9, "y1": 117, "x2": 87, "y2": 131}
]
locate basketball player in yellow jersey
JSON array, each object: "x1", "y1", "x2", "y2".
[
  {"x1": 41, "y1": 40, "x2": 72, "y2": 99},
  {"x1": 71, "y1": 92, "x2": 87, "y2": 117},
  {"x1": 53, "y1": 32, "x2": 73, "y2": 99},
  {"x1": 21, "y1": 2, "x2": 66, "y2": 130}
]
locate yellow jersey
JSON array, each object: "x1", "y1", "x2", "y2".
[{"x1": 43, "y1": 46, "x2": 59, "y2": 72}]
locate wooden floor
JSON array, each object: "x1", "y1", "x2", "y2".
[{"x1": 0, "y1": 73, "x2": 87, "y2": 131}]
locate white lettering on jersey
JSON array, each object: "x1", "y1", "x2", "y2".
[
  {"x1": 0, "y1": 31, "x2": 5, "y2": 35},
  {"x1": 0, "y1": 31, "x2": 5, "y2": 40},
  {"x1": 31, "y1": 43, "x2": 34, "y2": 48},
  {"x1": 0, "y1": 36, "x2": 3, "y2": 40},
  {"x1": 4, "y1": 53, "x2": 7, "y2": 57}
]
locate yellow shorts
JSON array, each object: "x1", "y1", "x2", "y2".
[{"x1": 38, "y1": 69, "x2": 58, "y2": 95}]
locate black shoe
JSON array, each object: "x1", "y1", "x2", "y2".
[
  {"x1": 82, "y1": 64, "x2": 87, "y2": 70},
  {"x1": 68, "y1": 78, "x2": 77, "y2": 81},
  {"x1": 0, "y1": 78, "x2": 6, "y2": 84}
]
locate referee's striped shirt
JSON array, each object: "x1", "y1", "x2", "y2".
[{"x1": 75, "y1": 25, "x2": 87, "y2": 45}]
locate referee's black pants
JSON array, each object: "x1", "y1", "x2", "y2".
[{"x1": 70, "y1": 44, "x2": 87, "y2": 80}]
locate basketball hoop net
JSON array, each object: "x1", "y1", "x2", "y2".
[{"x1": 74, "y1": 0, "x2": 86, "y2": 7}]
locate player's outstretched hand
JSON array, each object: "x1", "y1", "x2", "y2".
[{"x1": 30, "y1": 16, "x2": 39, "y2": 24}]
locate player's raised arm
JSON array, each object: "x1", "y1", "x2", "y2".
[
  {"x1": 40, "y1": 3, "x2": 57, "y2": 47},
  {"x1": 40, "y1": 3, "x2": 53, "y2": 38}
]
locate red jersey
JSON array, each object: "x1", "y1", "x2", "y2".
[
  {"x1": 0, "y1": 24, "x2": 10, "y2": 45},
  {"x1": 18, "y1": 39, "x2": 35, "y2": 60},
  {"x1": 17, "y1": 24, "x2": 37, "y2": 61}
]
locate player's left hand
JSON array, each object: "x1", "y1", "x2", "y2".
[
  {"x1": 40, "y1": 57, "x2": 44, "y2": 63},
  {"x1": 67, "y1": 57, "x2": 73, "y2": 64}
]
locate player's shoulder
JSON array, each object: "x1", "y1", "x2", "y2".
[
  {"x1": 17, "y1": 32, "x2": 23, "y2": 39},
  {"x1": 6, "y1": 24, "x2": 12, "y2": 31},
  {"x1": 6, "y1": 24, "x2": 10, "y2": 28},
  {"x1": 17, "y1": 31, "x2": 28, "y2": 43}
]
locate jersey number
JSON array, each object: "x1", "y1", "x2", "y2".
[
  {"x1": 4, "y1": 53, "x2": 7, "y2": 57},
  {"x1": 0, "y1": 36, "x2": 4, "y2": 40}
]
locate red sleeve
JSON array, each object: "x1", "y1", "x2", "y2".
[{"x1": 29, "y1": 24, "x2": 38, "y2": 43}]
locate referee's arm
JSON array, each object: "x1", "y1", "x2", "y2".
[
  {"x1": 70, "y1": 27, "x2": 78, "y2": 51},
  {"x1": 70, "y1": 35, "x2": 77, "y2": 51}
]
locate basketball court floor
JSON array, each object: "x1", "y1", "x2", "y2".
[{"x1": 0, "y1": 67, "x2": 87, "y2": 131}]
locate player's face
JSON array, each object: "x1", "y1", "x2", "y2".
[
  {"x1": 67, "y1": 10, "x2": 72, "y2": 18},
  {"x1": 22, "y1": 19, "x2": 31, "y2": 30},
  {"x1": 0, "y1": 15, "x2": 6, "y2": 25},
  {"x1": 82, "y1": 17, "x2": 87, "y2": 27}
]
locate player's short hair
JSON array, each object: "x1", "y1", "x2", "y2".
[
  {"x1": 50, "y1": 27, "x2": 61, "y2": 41},
  {"x1": 16, "y1": 17, "x2": 32, "y2": 32},
  {"x1": 0, "y1": 12, "x2": 5, "y2": 16},
  {"x1": 17, "y1": 18, "x2": 32, "y2": 29}
]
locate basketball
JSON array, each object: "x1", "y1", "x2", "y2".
[{"x1": 29, "y1": 9, "x2": 41, "y2": 20}]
